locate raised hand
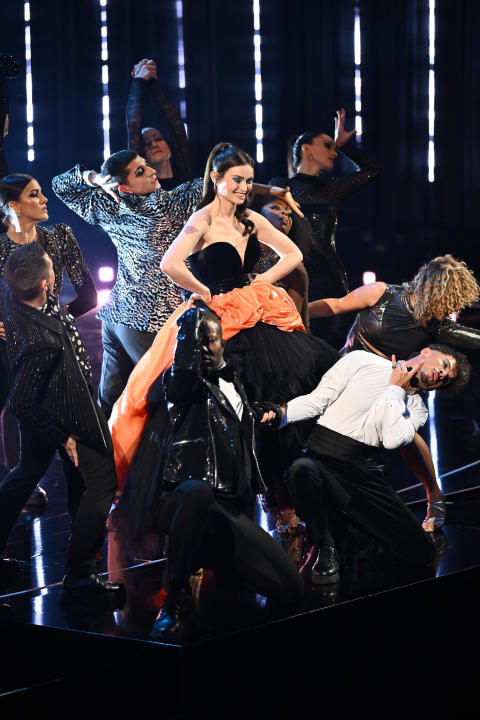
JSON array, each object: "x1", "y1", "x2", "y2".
[
  {"x1": 270, "y1": 186, "x2": 304, "y2": 218},
  {"x1": 334, "y1": 108, "x2": 357, "y2": 148},
  {"x1": 389, "y1": 355, "x2": 424, "y2": 390},
  {"x1": 131, "y1": 58, "x2": 157, "y2": 81},
  {"x1": 92, "y1": 173, "x2": 120, "y2": 203}
]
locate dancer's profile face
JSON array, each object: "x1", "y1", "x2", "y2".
[
  {"x1": 10, "y1": 179, "x2": 49, "y2": 223},
  {"x1": 302, "y1": 134, "x2": 338, "y2": 172},
  {"x1": 261, "y1": 199, "x2": 292, "y2": 235},
  {"x1": 199, "y1": 317, "x2": 225, "y2": 374},
  {"x1": 211, "y1": 164, "x2": 254, "y2": 206},
  {"x1": 119, "y1": 156, "x2": 160, "y2": 194},
  {"x1": 142, "y1": 128, "x2": 172, "y2": 164},
  {"x1": 413, "y1": 348, "x2": 457, "y2": 390}
]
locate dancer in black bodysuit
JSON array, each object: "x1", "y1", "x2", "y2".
[{"x1": 270, "y1": 109, "x2": 382, "y2": 348}]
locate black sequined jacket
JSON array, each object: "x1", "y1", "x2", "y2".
[
  {"x1": 343, "y1": 283, "x2": 480, "y2": 358},
  {"x1": 127, "y1": 77, "x2": 191, "y2": 186},
  {"x1": 0, "y1": 287, "x2": 111, "y2": 454},
  {"x1": 151, "y1": 308, "x2": 265, "y2": 496}
]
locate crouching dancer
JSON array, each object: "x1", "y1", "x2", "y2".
[
  {"x1": 260, "y1": 346, "x2": 470, "y2": 584},
  {"x1": 143, "y1": 307, "x2": 303, "y2": 640},
  {"x1": 0, "y1": 242, "x2": 123, "y2": 602}
]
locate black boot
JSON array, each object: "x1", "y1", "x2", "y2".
[
  {"x1": 150, "y1": 582, "x2": 191, "y2": 641},
  {"x1": 61, "y1": 572, "x2": 125, "y2": 605},
  {"x1": 312, "y1": 544, "x2": 340, "y2": 585}
]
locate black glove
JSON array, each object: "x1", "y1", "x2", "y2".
[{"x1": 251, "y1": 401, "x2": 284, "y2": 428}]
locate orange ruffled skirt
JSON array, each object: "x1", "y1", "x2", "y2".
[{"x1": 110, "y1": 281, "x2": 304, "y2": 487}]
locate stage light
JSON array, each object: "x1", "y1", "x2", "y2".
[
  {"x1": 252, "y1": 0, "x2": 264, "y2": 163},
  {"x1": 97, "y1": 289, "x2": 111, "y2": 307},
  {"x1": 354, "y1": 5, "x2": 362, "y2": 140},
  {"x1": 24, "y1": 2, "x2": 34, "y2": 161},
  {"x1": 428, "y1": 0, "x2": 435, "y2": 182},
  {"x1": 176, "y1": 0, "x2": 188, "y2": 134},
  {"x1": 98, "y1": 266, "x2": 115, "y2": 282},
  {"x1": 99, "y1": 0, "x2": 110, "y2": 160},
  {"x1": 362, "y1": 271, "x2": 376, "y2": 285}
]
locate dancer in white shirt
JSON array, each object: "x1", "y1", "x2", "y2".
[{"x1": 261, "y1": 345, "x2": 470, "y2": 584}]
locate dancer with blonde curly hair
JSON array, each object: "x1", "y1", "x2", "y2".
[{"x1": 309, "y1": 254, "x2": 480, "y2": 531}]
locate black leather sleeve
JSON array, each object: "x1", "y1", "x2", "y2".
[{"x1": 435, "y1": 320, "x2": 480, "y2": 349}]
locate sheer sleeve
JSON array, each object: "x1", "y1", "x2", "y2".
[
  {"x1": 329, "y1": 143, "x2": 383, "y2": 204},
  {"x1": 57, "y1": 224, "x2": 97, "y2": 317},
  {"x1": 148, "y1": 79, "x2": 191, "y2": 181},
  {"x1": 126, "y1": 78, "x2": 144, "y2": 156}
]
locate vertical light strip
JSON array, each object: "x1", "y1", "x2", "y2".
[
  {"x1": 32, "y1": 517, "x2": 47, "y2": 624},
  {"x1": 24, "y1": 2, "x2": 34, "y2": 161},
  {"x1": 427, "y1": 391, "x2": 441, "y2": 490},
  {"x1": 428, "y1": 0, "x2": 435, "y2": 182},
  {"x1": 176, "y1": 1, "x2": 188, "y2": 135},
  {"x1": 100, "y1": 0, "x2": 110, "y2": 160},
  {"x1": 253, "y1": 0, "x2": 264, "y2": 163},
  {"x1": 354, "y1": 5, "x2": 362, "y2": 139}
]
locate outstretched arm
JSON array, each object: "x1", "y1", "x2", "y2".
[{"x1": 309, "y1": 282, "x2": 386, "y2": 317}]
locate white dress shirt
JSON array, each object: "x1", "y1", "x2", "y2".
[{"x1": 285, "y1": 351, "x2": 428, "y2": 449}]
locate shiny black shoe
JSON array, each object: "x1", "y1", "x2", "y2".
[
  {"x1": 61, "y1": 572, "x2": 125, "y2": 605},
  {"x1": 0, "y1": 557, "x2": 20, "y2": 590},
  {"x1": 25, "y1": 485, "x2": 48, "y2": 509},
  {"x1": 150, "y1": 585, "x2": 191, "y2": 641},
  {"x1": 311, "y1": 544, "x2": 340, "y2": 585}
]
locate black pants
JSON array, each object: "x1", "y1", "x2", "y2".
[
  {"x1": 0, "y1": 407, "x2": 117, "y2": 576},
  {"x1": 98, "y1": 320, "x2": 156, "y2": 418},
  {"x1": 154, "y1": 480, "x2": 304, "y2": 605},
  {"x1": 286, "y1": 427, "x2": 435, "y2": 567}
]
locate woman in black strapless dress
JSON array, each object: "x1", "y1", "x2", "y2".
[{"x1": 111, "y1": 143, "x2": 339, "y2": 542}]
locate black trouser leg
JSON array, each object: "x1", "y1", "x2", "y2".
[
  {"x1": 155, "y1": 480, "x2": 303, "y2": 605},
  {"x1": 58, "y1": 447, "x2": 85, "y2": 523},
  {"x1": 65, "y1": 408, "x2": 118, "y2": 577},
  {"x1": 285, "y1": 457, "x2": 332, "y2": 547},
  {"x1": 98, "y1": 321, "x2": 155, "y2": 419},
  {"x1": 0, "y1": 423, "x2": 56, "y2": 554}
]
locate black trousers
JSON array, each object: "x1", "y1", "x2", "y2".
[
  {"x1": 286, "y1": 426, "x2": 435, "y2": 567},
  {"x1": 0, "y1": 406, "x2": 117, "y2": 577},
  {"x1": 154, "y1": 480, "x2": 304, "y2": 605},
  {"x1": 98, "y1": 320, "x2": 156, "y2": 419}
]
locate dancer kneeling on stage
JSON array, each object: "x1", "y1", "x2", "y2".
[
  {"x1": 259, "y1": 346, "x2": 470, "y2": 585},
  {"x1": 143, "y1": 306, "x2": 303, "y2": 640},
  {"x1": 0, "y1": 242, "x2": 123, "y2": 602}
]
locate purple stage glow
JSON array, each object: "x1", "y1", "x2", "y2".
[
  {"x1": 98, "y1": 266, "x2": 115, "y2": 282},
  {"x1": 363, "y1": 271, "x2": 376, "y2": 285},
  {"x1": 97, "y1": 288, "x2": 111, "y2": 307}
]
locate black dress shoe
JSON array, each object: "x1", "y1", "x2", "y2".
[
  {"x1": 61, "y1": 572, "x2": 125, "y2": 605},
  {"x1": 150, "y1": 584, "x2": 191, "y2": 641},
  {"x1": 0, "y1": 557, "x2": 20, "y2": 589},
  {"x1": 25, "y1": 485, "x2": 48, "y2": 509},
  {"x1": 311, "y1": 544, "x2": 340, "y2": 585}
]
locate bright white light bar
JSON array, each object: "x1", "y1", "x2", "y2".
[
  {"x1": 428, "y1": 0, "x2": 435, "y2": 182},
  {"x1": 24, "y1": 3, "x2": 34, "y2": 161},
  {"x1": 253, "y1": 0, "x2": 263, "y2": 162},
  {"x1": 176, "y1": 0, "x2": 188, "y2": 132},
  {"x1": 99, "y1": 1, "x2": 110, "y2": 160},
  {"x1": 354, "y1": 6, "x2": 362, "y2": 140},
  {"x1": 363, "y1": 271, "x2": 376, "y2": 285}
]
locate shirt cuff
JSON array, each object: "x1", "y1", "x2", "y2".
[
  {"x1": 386, "y1": 385, "x2": 407, "y2": 403},
  {"x1": 279, "y1": 409, "x2": 288, "y2": 428},
  {"x1": 82, "y1": 170, "x2": 96, "y2": 186}
]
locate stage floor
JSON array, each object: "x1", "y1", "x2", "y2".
[{"x1": 1, "y1": 308, "x2": 480, "y2": 710}]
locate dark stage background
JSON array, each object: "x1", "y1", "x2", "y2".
[{"x1": 1, "y1": 0, "x2": 479, "y2": 290}]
